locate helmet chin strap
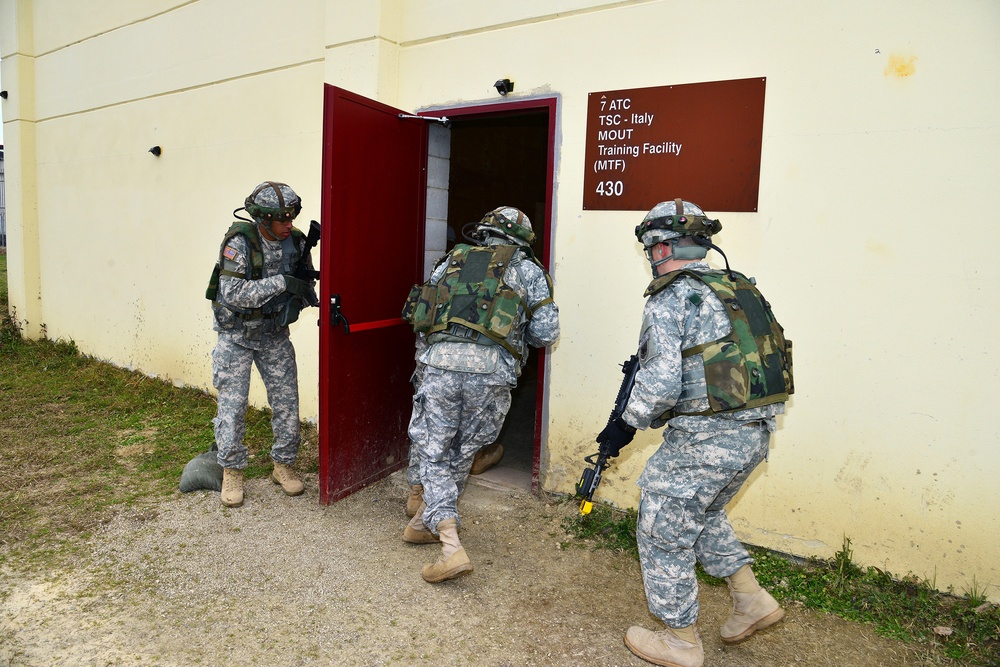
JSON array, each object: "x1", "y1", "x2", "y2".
[
  {"x1": 257, "y1": 220, "x2": 279, "y2": 242},
  {"x1": 649, "y1": 247, "x2": 673, "y2": 272},
  {"x1": 646, "y1": 241, "x2": 677, "y2": 277},
  {"x1": 648, "y1": 236, "x2": 720, "y2": 277},
  {"x1": 649, "y1": 237, "x2": 699, "y2": 266}
]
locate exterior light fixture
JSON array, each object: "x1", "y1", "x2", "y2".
[{"x1": 494, "y1": 79, "x2": 513, "y2": 96}]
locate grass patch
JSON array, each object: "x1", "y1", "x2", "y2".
[
  {"x1": 751, "y1": 538, "x2": 999, "y2": 665},
  {"x1": 563, "y1": 504, "x2": 999, "y2": 666},
  {"x1": 560, "y1": 501, "x2": 639, "y2": 558},
  {"x1": 0, "y1": 254, "x2": 318, "y2": 571}
]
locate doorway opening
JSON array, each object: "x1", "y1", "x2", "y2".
[{"x1": 421, "y1": 100, "x2": 556, "y2": 492}]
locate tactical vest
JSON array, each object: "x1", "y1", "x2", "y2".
[
  {"x1": 206, "y1": 221, "x2": 303, "y2": 329},
  {"x1": 402, "y1": 243, "x2": 551, "y2": 361},
  {"x1": 645, "y1": 269, "x2": 793, "y2": 417}
]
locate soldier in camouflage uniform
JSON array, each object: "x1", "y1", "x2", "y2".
[
  {"x1": 401, "y1": 206, "x2": 560, "y2": 583},
  {"x1": 404, "y1": 382, "x2": 504, "y2": 517},
  {"x1": 403, "y1": 377, "x2": 504, "y2": 520},
  {"x1": 209, "y1": 181, "x2": 318, "y2": 508},
  {"x1": 402, "y1": 229, "x2": 505, "y2": 520},
  {"x1": 403, "y1": 354, "x2": 428, "y2": 517},
  {"x1": 599, "y1": 199, "x2": 792, "y2": 667}
]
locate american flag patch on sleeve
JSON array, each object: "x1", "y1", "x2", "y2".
[{"x1": 223, "y1": 246, "x2": 238, "y2": 260}]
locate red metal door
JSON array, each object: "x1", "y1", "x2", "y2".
[{"x1": 318, "y1": 86, "x2": 427, "y2": 504}]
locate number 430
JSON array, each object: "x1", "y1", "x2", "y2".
[{"x1": 595, "y1": 180, "x2": 624, "y2": 196}]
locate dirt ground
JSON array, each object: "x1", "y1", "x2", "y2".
[{"x1": 0, "y1": 471, "x2": 937, "y2": 667}]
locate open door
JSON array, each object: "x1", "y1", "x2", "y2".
[
  {"x1": 318, "y1": 86, "x2": 427, "y2": 504},
  {"x1": 426, "y1": 99, "x2": 557, "y2": 493}
]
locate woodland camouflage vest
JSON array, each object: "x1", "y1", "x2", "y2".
[
  {"x1": 645, "y1": 268, "x2": 794, "y2": 416},
  {"x1": 402, "y1": 243, "x2": 530, "y2": 359}
]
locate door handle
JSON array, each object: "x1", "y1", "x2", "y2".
[{"x1": 329, "y1": 294, "x2": 351, "y2": 334}]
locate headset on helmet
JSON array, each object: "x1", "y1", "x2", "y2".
[
  {"x1": 635, "y1": 198, "x2": 721, "y2": 248},
  {"x1": 239, "y1": 181, "x2": 302, "y2": 223},
  {"x1": 636, "y1": 198, "x2": 734, "y2": 276},
  {"x1": 463, "y1": 206, "x2": 535, "y2": 247}
]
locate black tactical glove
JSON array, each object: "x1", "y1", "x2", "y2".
[
  {"x1": 282, "y1": 274, "x2": 310, "y2": 298},
  {"x1": 277, "y1": 298, "x2": 304, "y2": 327},
  {"x1": 597, "y1": 416, "x2": 637, "y2": 458}
]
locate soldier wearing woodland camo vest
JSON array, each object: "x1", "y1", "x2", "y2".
[
  {"x1": 401, "y1": 206, "x2": 560, "y2": 583},
  {"x1": 599, "y1": 199, "x2": 793, "y2": 667},
  {"x1": 207, "y1": 181, "x2": 318, "y2": 508}
]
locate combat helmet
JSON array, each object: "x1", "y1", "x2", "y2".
[
  {"x1": 635, "y1": 198, "x2": 721, "y2": 248},
  {"x1": 242, "y1": 181, "x2": 302, "y2": 223},
  {"x1": 635, "y1": 198, "x2": 725, "y2": 274},
  {"x1": 474, "y1": 206, "x2": 535, "y2": 247}
]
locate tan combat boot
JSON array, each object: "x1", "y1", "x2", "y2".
[
  {"x1": 624, "y1": 624, "x2": 703, "y2": 667},
  {"x1": 271, "y1": 462, "x2": 305, "y2": 496},
  {"x1": 402, "y1": 502, "x2": 439, "y2": 544},
  {"x1": 421, "y1": 518, "x2": 472, "y2": 583},
  {"x1": 221, "y1": 468, "x2": 244, "y2": 508},
  {"x1": 720, "y1": 564, "x2": 785, "y2": 643},
  {"x1": 405, "y1": 484, "x2": 424, "y2": 517},
  {"x1": 470, "y1": 442, "x2": 504, "y2": 475}
]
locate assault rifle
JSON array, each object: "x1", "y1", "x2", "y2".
[
  {"x1": 575, "y1": 354, "x2": 640, "y2": 515},
  {"x1": 297, "y1": 219, "x2": 322, "y2": 284},
  {"x1": 277, "y1": 219, "x2": 321, "y2": 327}
]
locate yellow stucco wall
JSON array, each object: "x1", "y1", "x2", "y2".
[
  {"x1": 1, "y1": 0, "x2": 326, "y2": 407},
  {"x1": 3, "y1": 0, "x2": 999, "y2": 602},
  {"x1": 380, "y1": 0, "x2": 1000, "y2": 601}
]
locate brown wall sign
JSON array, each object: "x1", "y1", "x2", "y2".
[{"x1": 583, "y1": 77, "x2": 766, "y2": 212}]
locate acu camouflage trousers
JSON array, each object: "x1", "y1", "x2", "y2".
[
  {"x1": 212, "y1": 333, "x2": 300, "y2": 470},
  {"x1": 636, "y1": 422, "x2": 771, "y2": 628},
  {"x1": 407, "y1": 369, "x2": 511, "y2": 533}
]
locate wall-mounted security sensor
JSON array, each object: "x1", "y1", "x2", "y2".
[
  {"x1": 494, "y1": 79, "x2": 513, "y2": 96},
  {"x1": 148, "y1": 146, "x2": 162, "y2": 156}
]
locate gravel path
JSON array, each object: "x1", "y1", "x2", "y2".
[{"x1": 0, "y1": 472, "x2": 929, "y2": 666}]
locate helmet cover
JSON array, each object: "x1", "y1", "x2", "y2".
[
  {"x1": 477, "y1": 206, "x2": 535, "y2": 246},
  {"x1": 635, "y1": 198, "x2": 721, "y2": 248},
  {"x1": 244, "y1": 181, "x2": 302, "y2": 222}
]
